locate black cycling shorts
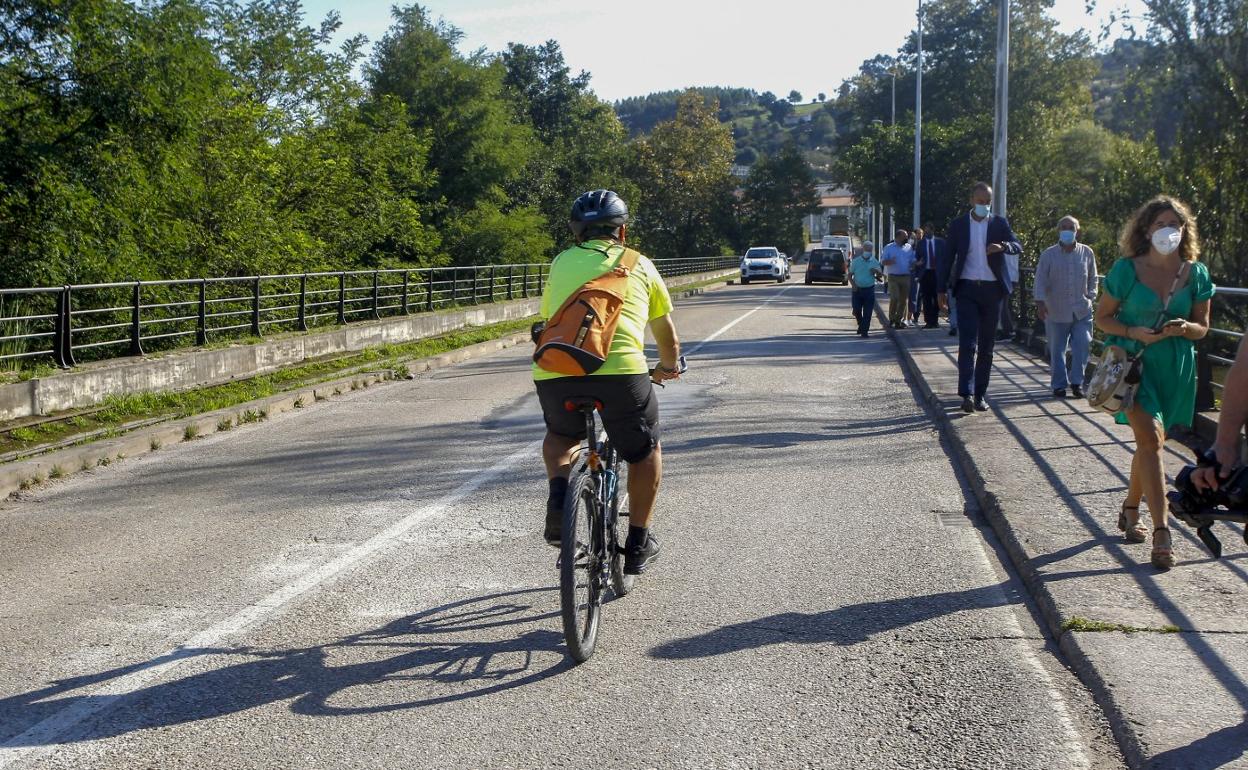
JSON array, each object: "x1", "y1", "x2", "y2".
[{"x1": 535, "y1": 374, "x2": 660, "y2": 464}]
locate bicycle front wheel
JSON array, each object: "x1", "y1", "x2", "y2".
[{"x1": 560, "y1": 469, "x2": 601, "y2": 662}]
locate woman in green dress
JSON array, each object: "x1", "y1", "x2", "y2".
[{"x1": 1093, "y1": 196, "x2": 1215, "y2": 570}]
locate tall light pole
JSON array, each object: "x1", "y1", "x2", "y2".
[
  {"x1": 992, "y1": 0, "x2": 1010, "y2": 217},
  {"x1": 912, "y1": 0, "x2": 923, "y2": 229},
  {"x1": 889, "y1": 68, "x2": 897, "y2": 238}
]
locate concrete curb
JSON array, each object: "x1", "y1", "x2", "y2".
[
  {"x1": 874, "y1": 304, "x2": 1151, "y2": 768},
  {"x1": 0, "y1": 273, "x2": 735, "y2": 503}
]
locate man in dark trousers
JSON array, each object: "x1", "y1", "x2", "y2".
[
  {"x1": 916, "y1": 223, "x2": 945, "y2": 329},
  {"x1": 937, "y1": 182, "x2": 1023, "y2": 413}
]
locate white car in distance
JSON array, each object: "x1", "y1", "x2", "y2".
[{"x1": 740, "y1": 246, "x2": 789, "y2": 284}]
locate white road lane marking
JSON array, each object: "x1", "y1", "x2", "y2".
[
  {"x1": 966, "y1": 532, "x2": 1092, "y2": 768},
  {"x1": 1, "y1": 287, "x2": 788, "y2": 765},
  {"x1": 685, "y1": 283, "x2": 799, "y2": 357},
  {"x1": 0, "y1": 439, "x2": 541, "y2": 768}
]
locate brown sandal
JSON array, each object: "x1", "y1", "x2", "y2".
[
  {"x1": 1151, "y1": 527, "x2": 1176, "y2": 570},
  {"x1": 1118, "y1": 504, "x2": 1148, "y2": 543}
]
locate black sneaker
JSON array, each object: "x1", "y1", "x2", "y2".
[
  {"x1": 623, "y1": 534, "x2": 661, "y2": 575},
  {"x1": 974, "y1": 396, "x2": 989, "y2": 412},
  {"x1": 1071, "y1": 384, "x2": 1083, "y2": 399},
  {"x1": 1053, "y1": 388, "x2": 1067, "y2": 399},
  {"x1": 544, "y1": 502, "x2": 561, "y2": 547},
  {"x1": 961, "y1": 396, "x2": 974, "y2": 413}
]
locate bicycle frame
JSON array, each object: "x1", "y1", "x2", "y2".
[{"x1": 580, "y1": 408, "x2": 621, "y2": 585}]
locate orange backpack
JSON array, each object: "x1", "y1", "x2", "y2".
[{"x1": 532, "y1": 246, "x2": 642, "y2": 376}]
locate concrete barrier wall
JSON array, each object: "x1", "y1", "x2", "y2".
[{"x1": 0, "y1": 268, "x2": 733, "y2": 420}]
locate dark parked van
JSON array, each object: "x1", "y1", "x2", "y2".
[{"x1": 805, "y1": 248, "x2": 848, "y2": 285}]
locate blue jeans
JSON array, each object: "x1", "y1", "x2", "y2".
[
  {"x1": 852, "y1": 287, "x2": 876, "y2": 334},
  {"x1": 955, "y1": 280, "x2": 1005, "y2": 398},
  {"x1": 1045, "y1": 317, "x2": 1093, "y2": 390}
]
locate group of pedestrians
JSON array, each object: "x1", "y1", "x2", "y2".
[
  {"x1": 850, "y1": 226, "x2": 948, "y2": 337},
  {"x1": 847, "y1": 182, "x2": 1220, "y2": 571}
]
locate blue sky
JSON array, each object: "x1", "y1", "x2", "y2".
[{"x1": 301, "y1": 0, "x2": 1150, "y2": 103}]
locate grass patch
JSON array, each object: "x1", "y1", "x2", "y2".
[
  {"x1": 1062, "y1": 617, "x2": 1183, "y2": 634},
  {"x1": 9, "y1": 427, "x2": 39, "y2": 443},
  {"x1": 217, "y1": 417, "x2": 233, "y2": 432},
  {"x1": 239, "y1": 409, "x2": 262, "y2": 424},
  {"x1": 49, "y1": 465, "x2": 65, "y2": 479},
  {"x1": 0, "y1": 315, "x2": 536, "y2": 462},
  {"x1": 150, "y1": 437, "x2": 162, "y2": 451},
  {"x1": 293, "y1": 396, "x2": 305, "y2": 409}
]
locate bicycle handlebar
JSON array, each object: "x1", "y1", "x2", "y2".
[{"x1": 649, "y1": 355, "x2": 688, "y2": 387}]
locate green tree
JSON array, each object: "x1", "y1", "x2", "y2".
[
  {"x1": 500, "y1": 40, "x2": 632, "y2": 254},
  {"x1": 831, "y1": 0, "x2": 1096, "y2": 258},
  {"x1": 366, "y1": 3, "x2": 536, "y2": 261},
  {"x1": 1124, "y1": 0, "x2": 1248, "y2": 282},
  {"x1": 627, "y1": 90, "x2": 737, "y2": 259},
  {"x1": 739, "y1": 143, "x2": 820, "y2": 256}
]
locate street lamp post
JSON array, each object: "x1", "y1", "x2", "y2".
[
  {"x1": 992, "y1": 0, "x2": 1010, "y2": 217},
  {"x1": 912, "y1": 0, "x2": 923, "y2": 230},
  {"x1": 913, "y1": 0, "x2": 923, "y2": 228},
  {"x1": 889, "y1": 68, "x2": 896, "y2": 238}
]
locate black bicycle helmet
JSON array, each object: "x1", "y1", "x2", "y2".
[{"x1": 569, "y1": 189, "x2": 629, "y2": 238}]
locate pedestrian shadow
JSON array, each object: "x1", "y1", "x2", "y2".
[
  {"x1": 1145, "y1": 715, "x2": 1248, "y2": 770},
  {"x1": 0, "y1": 588, "x2": 568, "y2": 747},
  {"x1": 649, "y1": 583, "x2": 1018, "y2": 660}
]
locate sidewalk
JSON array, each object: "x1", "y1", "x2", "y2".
[{"x1": 883, "y1": 318, "x2": 1248, "y2": 769}]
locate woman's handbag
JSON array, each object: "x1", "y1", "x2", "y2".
[
  {"x1": 1085, "y1": 261, "x2": 1189, "y2": 415},
  {"x1": 1086, "y1": 343, "x2": 1143, "y2": 414}
]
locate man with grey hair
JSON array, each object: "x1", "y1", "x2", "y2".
[
  {"x1": 850, "y1": 241, "x2": 884, "y2": 337},
  {"x1": 1033, "y1": 215, "x2": 1098, "y2": 398}
]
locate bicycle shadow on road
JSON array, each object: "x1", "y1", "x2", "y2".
[
  {"x1": 0, "y1": 588, "x2": 569, "y2": 748},
  {"x1": 648, "y1": 583, "x2": 1019, "y2": 660}
]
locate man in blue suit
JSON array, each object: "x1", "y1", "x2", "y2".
[
  {"x1": 916, "y1": 223, "x2": 946, "y2": 329},
  {"x1": 937, "y1": 182, "x2": 1023, "y2": 413}
]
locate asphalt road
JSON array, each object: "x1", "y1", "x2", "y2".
[{"x1": 0, "y1": 272, "x2": 1125, "y2": 769}]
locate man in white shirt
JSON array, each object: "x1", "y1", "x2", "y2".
[{"x1": 936, "y1": 182, "x2": 1024, "y2": 413}]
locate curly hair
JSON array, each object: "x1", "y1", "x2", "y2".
[{"x1": 1118, "y1": 195, "x2": 1201, "y2": 262}]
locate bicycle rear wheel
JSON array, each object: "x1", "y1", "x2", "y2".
[{"x1": 560, "y1": 469, "x2": 601, "y2": 662}]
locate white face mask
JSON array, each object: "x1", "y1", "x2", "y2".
[{"x1": 1151, "y1": 226, "x2": 1182, "y2": 255}]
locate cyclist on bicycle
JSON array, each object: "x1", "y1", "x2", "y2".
[{"x1": 535, "y1": 189, "x2": 681, "y2": 575}]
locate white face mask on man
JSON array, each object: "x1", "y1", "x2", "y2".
[{"x1": 1151, "y1": 226, "x2": 1182, "y2": 255}]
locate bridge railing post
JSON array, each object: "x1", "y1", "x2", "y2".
[
  {"x1": 130, "y1": 281, "x2": 144, "y2": 356},
  {"x1": 251, "y1": 277, "x2": 262, "y2": 337},
  {"x1": 197, "y1": 280, "x2": 208, "y2": 345},
  {"x1": 337, "y1": 273, "x2": 347, "y2": 325}
]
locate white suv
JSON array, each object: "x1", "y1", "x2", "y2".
[{"x1": 740, "y1": 247, "x2": 789, "y2": 284}]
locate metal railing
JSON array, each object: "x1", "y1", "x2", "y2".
[
  {"x1": 0, "y1": 257, "x2": 738, "y2": 368},
  {"x1": 1012, "y1": 266, "x2": 1241, "y2": 412}
]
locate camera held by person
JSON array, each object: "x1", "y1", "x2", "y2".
[{"x1": 1168, "y1": 451, "x2": 1248, "y2": 558}]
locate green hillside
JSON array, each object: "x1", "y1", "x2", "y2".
[{"x1": 615, "y1": 89, "x2": 837, "y2": 180}]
